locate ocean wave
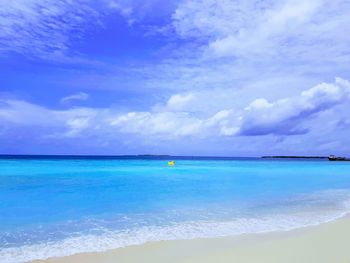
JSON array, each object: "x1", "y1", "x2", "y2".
[{"x1": 1, "y1": 207, "x2": 349, "y2": 263}]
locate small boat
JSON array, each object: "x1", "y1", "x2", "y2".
[
  {"x1": 168, "y1": 160, "x2": 175, "y2": 166},
  {"x1": 328, "y1": 155, "x2": 350, "y2": 161}
]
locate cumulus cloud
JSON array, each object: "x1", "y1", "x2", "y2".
[
  {"x1": 0, "y1": 99, "x2": 98, "y2": 137},
  {"x1": 238, "y1": 78, "x2": 350, "y2": 135},
  {"x1": 153, "y1": 93, "x2": 195, "y2": 112},
  {"x1": 166, "y1": 93, "x2": 194, "y2": 111},
  {"x1": 1, "y1": 78, "x2": 349, "y2": 142},
  {"x1": 0, "y1": 99, "x2": 234, "y2": 140},
  {"x1": 60, "y1": 92, "x2": 89, "y2": 104},
  {"x1": 109, "y1": 109, "x2": 235, "y2": 138},
  {"x1": 110, "y1": 111, "x2": 203, "y2": 137}
]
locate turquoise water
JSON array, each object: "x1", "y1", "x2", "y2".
[{"x1": 1, "y1": 157, "x2": 350, "y2": 262}]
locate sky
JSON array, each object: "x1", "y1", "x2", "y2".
[{"x1": 1, "y1": 0, "x2": 350, "y2": 156}]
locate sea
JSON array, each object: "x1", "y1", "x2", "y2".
[{"x1": 1, "y1": 156, "x2": 350, "y2": 262}]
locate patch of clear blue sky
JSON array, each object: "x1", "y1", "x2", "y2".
[{"x1": 0, "y1": 10, "x2": 171, "y2": 109}]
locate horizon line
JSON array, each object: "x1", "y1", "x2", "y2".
[{"x1": 0, "y1": 154, "x2": 331, "y2": 159}]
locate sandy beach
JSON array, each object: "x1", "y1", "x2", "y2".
[{"x1": 34, "y1": 216, "x2": 350, "y2": 263}]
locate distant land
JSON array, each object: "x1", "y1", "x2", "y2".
[{"x1": 261, "y1": 156, "x2": 327, "y2": 159}]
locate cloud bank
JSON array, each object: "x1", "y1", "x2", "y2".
[
  {"x1": 1, "y1": 78, "x2": 349, "y2": 143},
  {"x1": 239, "y1": 78, "x2": 350, "y2": 135}
]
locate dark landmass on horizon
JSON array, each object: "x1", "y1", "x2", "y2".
[{"x1": 261, "y1": 156, "x2": 327, "y2": 159}]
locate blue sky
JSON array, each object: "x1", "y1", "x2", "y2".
[{"x1": 1, "y1": 0, "x2": 350, "y2": 156}]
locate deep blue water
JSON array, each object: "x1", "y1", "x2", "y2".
[{"x1": 1, "y1": 157, "x2": 350, "y2": 262}]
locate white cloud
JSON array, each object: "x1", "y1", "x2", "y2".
[
  {"x1": 109, "y1": 77, "x2": 350, "y2": 138},
  {"x1": 110, "y1": 111, "x2": 203, "y2": 137},
  {"x1": 0, "y1": 96, "x2": 235, "y2": 140},
  {"x1": 0, "y1": 100, "x2": 57, "y2": 126},
  {"x1": 0, "y1": 99, "x2": 98, "y2": 137},
  {"x1": 153, "y1": 93, "x2": 195, "y2": 112},
  {"x1": 209, "y1": 0, "x2": 321, "y2": 57},
  {"x1": 143, "y1": 0, "x2": 349, "y2": 94},
  {"x1": 245, "y1": 99, "x2": 273, "y2": 111},
  {"x1": 238, "y1": 78, "x2": 350, "y2": 135},
  {"x1": 172, "y1": 0, "x2": 262, "y2": 39},
  {"x1": 172, "y1": 0, "x2": 350, "y2": 61},
  {"x1": 109, "y1": 109, "x2": 236, "y2": 138},
  {"x1": 166, "y1": 93, "x2": 194, "y2": 111},
  {"x1": 0, "y1": 78, "x2": 350, "y2": 147},
  {"x1": 1, "y1": 78, "x2": 350, "y2": 142},
  {"x1": 60, "y1": 92, "x2": 89, "y2": 104},
  {"x1": 0, "y1": 0, "x2": 102, "y2": 58},
  {"x1": 64, "y1": 117, "x2": 92, "y2": 137}
]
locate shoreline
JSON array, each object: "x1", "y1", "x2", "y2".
[{"x1": 33, "y1": 215, "x2": 350, "y2": 263}]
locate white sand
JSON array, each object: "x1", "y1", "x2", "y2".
[{"x1": 34, "y1": 216, "x2": 350, "y2": 263}]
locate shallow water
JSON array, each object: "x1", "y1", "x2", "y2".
[{"x1": 1, "y1": 157, "x2": 350, "y2": 262}]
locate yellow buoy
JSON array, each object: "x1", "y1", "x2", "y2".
[{"x1": 168, "y1": 160, "x2": 175, "y2": 166}]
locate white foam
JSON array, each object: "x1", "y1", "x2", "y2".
[{"x1": 1, "y1": 209, "x2": 349, "y2": 263}]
